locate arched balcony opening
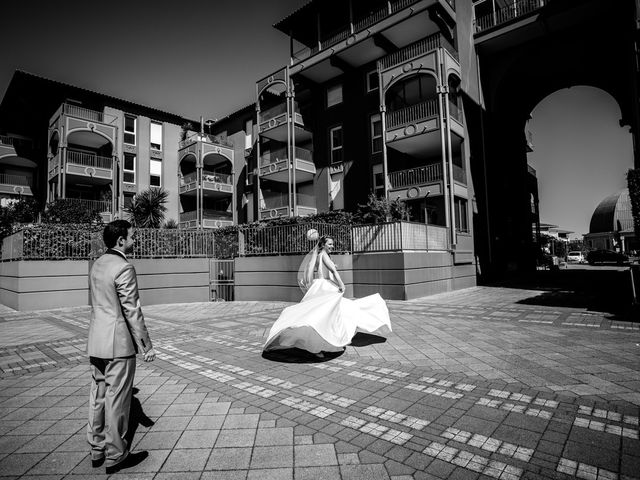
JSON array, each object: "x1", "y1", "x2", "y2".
[
  {"x1": 385, "y1": 73, "x2": 438, "y2": 120},
  {"x1": 49, "y1": 131, "x2": 59, "y2": 156},
  {"x1": 0, "y1": 136, "x2": 36, "y2": 196}
]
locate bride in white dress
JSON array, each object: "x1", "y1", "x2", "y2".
[{"x1": 263, "y1": 231, "x2": 392, "y2": 357}]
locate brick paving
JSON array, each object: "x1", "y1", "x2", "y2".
[{"x1": 0, "y1": 286, "x2": 639, "y2": 479}]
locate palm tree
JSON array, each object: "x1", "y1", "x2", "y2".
[{"x1": 124, "y1": 188, "x2": 168, "y2": 228}]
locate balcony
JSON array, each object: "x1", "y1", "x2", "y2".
[
  {"x1": 475, "y1": 0, "x2": 546, "y2": 34},
  {"x1": 179, "y1": 210, "x2": 234, "y2": 229},
  {"x1": 0, "y1": 174, "x2": 34, "y2": 197},
  {"x1": 387, "y1": 99, "x2": 439, "y2": 130},
  {"x1": 62, "y1": 103, "x2": 117, "y2": 125},
  {"x1": 379, "y1": 32, "x2": 458, "y2": 71},
  {"x1": 50, "y1": 103, "x2": 118, "y2": 148},
  {"x1": 389, "y1": 163, "x2": 443, "y2": 190},
  {"x1": 290, "y1": 0, "x2": 455, "y2": 64},
  {"x1": 179, "y1": 132, "x2": 233, "y2": 150},
  {"x1": 259, "y1": 193, "x2": 317, "y2": 219},
  {"x1": 453, "y1": 164, "x2": 466, "y2": 185},
  {"x1": 179, "y1": 171, "x2": 233, "y2": 198},
  {"x1": 64, "y1": 150, "x2": 113, "y2": 182},
  {"x1": 258, "y1": 104, "x2": 310, "y2": 143},
  {"x1": 259, "y1": 147, "x2": 315, "y2": 183}
]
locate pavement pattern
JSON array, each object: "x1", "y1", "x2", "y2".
[{"x1": 0, "y1": 285, "x2": 639, "y2": 480}]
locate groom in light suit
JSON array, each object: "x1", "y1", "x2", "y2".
[{"x1": 87, "y1": 219, "x2": 155, "y2": 474}]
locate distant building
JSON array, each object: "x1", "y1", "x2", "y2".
[{"x1": 584, "y1": 188, "x2": 637, "y2": 252}]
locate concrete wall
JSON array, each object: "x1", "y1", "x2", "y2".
[
  {"x1": 235, "y1": 251, "x2": 476, "y2": 302},
  {"x1": 0, "y1": 258, "x2": 210, "y2": 311}
]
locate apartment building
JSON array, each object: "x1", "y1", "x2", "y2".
[
  {"x1": 0, "y1": 71, "x2": 253, "y2": 227},
  {"x1": 254, "y1": 0, "x2": 472, "y2": 256}
]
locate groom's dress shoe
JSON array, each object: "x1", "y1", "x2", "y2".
[
  {"x1": 91, "y1": 457, "x2": 105, "y2": 468},
  {"x1": 105, "y1": 451, "x2": 149, "y2": 474}
]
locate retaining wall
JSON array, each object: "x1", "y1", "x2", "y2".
[{"x1": 0, "y1": 258, "x2": 210, "y2": 311}]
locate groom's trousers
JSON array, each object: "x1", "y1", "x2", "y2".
[{"x1": 87, "y1": 355, "x2": 136, "y2": 467}]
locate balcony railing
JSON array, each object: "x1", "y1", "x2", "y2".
[
  {"x1": 179, "y1": 132, "x2": 233, "y2": 149},
  {"x1": 260, "y1": 146, "x2": 312, "y2": 167},
  {"x1": 62, "y1": 198, "x2": 112, "y2": 213},
  {"x1": 62, "y1": 103, "x2": 117, "y2": 125},
  {"x1": 386, "y1": 99, "x2": 438, "y2": 129},
  {"x1": 291, "y1": 0, "x2": 421, "y2": 63},
  {"x1": 181, "y1": 172, "x2": 198, "y2": 185},
  {"x1": 379, "y1": 32, "x2": 458, "y2": 70},
  {"x1": 262, "y1": 193, "x2": 316, "y2": 210},
  {"x1": 181, "y1": 171, "x2": 233, "y2": 186},
  {"x1": 260, "y1": 104, "x2": 288, "y2": 122},
  {"x1": 448, "y1": 101, "x2": 462, "y2": 123},
  {"x1": 0, "y1": 174, "x2": 32, "y2": 186},
  {"x1": 389, "y1": 163, "x2": 443, "y2": 189},
  {"x1": 475, "y1": 0, "x2": 546, "y2": 33},
  {"x1": 237, "y1": 221, "x2": 449, "y2": 256},
  {"x1": 66, "y1": 150, "x2": 113, "y2": 169},
  {"x1": 202, "y1": 172, "x2": 232, "y2": 185},
  {"x1": 453, "y1": 164, "x2": 466, "y2": 184},
  {"x1": 180, "y1": 210, "x2": 232, "y2": 222}
]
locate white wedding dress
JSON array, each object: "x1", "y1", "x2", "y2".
[{"x1": 263, "y1": 250, "x2": 392, "y2": 354}]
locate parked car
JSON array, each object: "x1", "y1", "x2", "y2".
[
  {"x1": 586, "y1": 249, "x2": 629, "y2": 265},
  {"x1": 566, "y1": 251, "x2": 585, "y2": 263}
]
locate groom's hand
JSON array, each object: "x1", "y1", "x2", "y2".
[{"x1": 143, "y1": 348, "x2": 156, "y2": 362}]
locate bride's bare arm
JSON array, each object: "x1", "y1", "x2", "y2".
[{"x1": 321, "y1": 252, "x2": 345, "y2": 292}]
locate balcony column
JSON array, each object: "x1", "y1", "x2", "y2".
[
  {"x1": 316, "y1": 12, "x2": 322, "y2": 52},
  {"x1": 349, "y1": 0, "x2": 354, "y2": 34},
  {"x1": 287, "y1": 75, "x2": 295, "y2": 216},
  {"x1": 444, "y1": 85, "x2": 457, "y2": 248},
  {"x1": 380, "y1": 103, "x2": 389, "y2": 199},
  {"x1": 60, "y1": 147, "x2": 66, "y2": 199},
  {"x1": 197, "y1": 146, "x2": 203, "y2": 229},
  {"x1": 437, "y1": 58, "x2": 452, "y2": 243},
  {"x1": 255, "y1": 103, "x2": 262, "y2": 221}
]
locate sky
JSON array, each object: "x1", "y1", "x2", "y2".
[
  {"x1": 527, "y1": 87, "x2": 634, "y2": 238},
  {"x1": 0, "y1": 0, "x2": 308, "y2": 120}
]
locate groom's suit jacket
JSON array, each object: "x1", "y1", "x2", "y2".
[{"x1": 87, "y1": 249, "x2": 153, "y2": 359}]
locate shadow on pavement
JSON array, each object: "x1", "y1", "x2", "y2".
[
  {"x1": 488, "y1": 267, "x2": 639, "y2": 320},
  {"x1": 125, "y1": 388, "x2": 154, "y2": 447},
  {"x1": 262, "y1": 348, "x2": 345, "y2": 363}
]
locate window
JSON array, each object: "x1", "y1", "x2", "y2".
[
  {"x1": 123, "y1": 153, "x2": 136, "y2": 183},
  {"x1": 150, "y1": 159, "x2": 162, "y2": 187},
  {"x1": 370, "y1": 114, "x2": 382, "y2": 154},
  {"x1": 372, "y1": 164, "x2": 384, "y2": 198},
  {"x1": 150, "y1": 122, "x2": 162, "y2": 151},
  {"x1": 244, "y1": 119, "x2": 253, "y2": 149},
  {"x1": 329, "y1": 125, "x2": 343, "y2": 164},
  {"x1": 454, "y1": 197, "x2": 469, "y2": 233},
  {"x1": 124, "y1": 115, "x2": 136, "y2": 145},
  {"x1": 123, "y1": 193, "x2": 135, "y2": 209},
  {"x1": 326, "y1": 84, "x2": 343, "y2": 108},
  {"x1": 367, "y1": 70, "x2": 379, "y2": 93}
]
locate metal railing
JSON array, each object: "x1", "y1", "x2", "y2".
[
  {"x1": 379, "y1": 33, "x2": 458, "y2": 70},
  {"x1": 475, "y1": 0, "x2": 546, "y2": 33},
  {"x1": 389, "y1": 163, "x2": 443, "y2": 189},
  {"x1": 386, "y1": 99, "x2": 438, "y2": 129},
  {"x1": 261, "y1": 192, "x2": 316, "y2": 210},
  {"x1": 179, "y1": 132, "x2": 233, "y2": 149},
  {"x1": 260, "y1": 104, "x2": 288, "y2": 123},
  {"x1": 0, "y1": 174, "x2": 32, "y2": 186},
  {"x1": 352, "y1": 222, "x2": 449, "y2": 252},
  {"x1": 238, "y1": 221, "x2": 449, "y2": 256},
  {"x1": 449, "y1": 101, "x2": 462, "y2": 123},
  {"x1": 62, "y1": 103, "x2": 117, "y2": 125},
  {"x1": 62, "y1": 198, "x2": 112, "y2": 213},
  {"x1": 181, "y1": 172, "x2": 198, "y2": 185},
  {"x1": 260, "y1": 147, "x2": 313, "y2": 167},
  {"x1": 202, "y1": 172, "x2": 232, "y2": 185},
  {"x1": 180, "y1": 210, "x2": 233, "y2": 222},
  {"x1": 67, "y1": 150, "x2": 113, "y2": 169},
  {"x1": 453, "y1": 164, "x2": 467, "y2": 184}
]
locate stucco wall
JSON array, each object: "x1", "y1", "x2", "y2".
[
  {"x1": 235, "y1": 251, "x2": 476, "y2": 302},
  {"x1": 0, "y1": 258, "x2": 210, "y2": 311}
]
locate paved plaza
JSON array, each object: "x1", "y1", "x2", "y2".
[{"x1": 0, "y1": 286, "x2": 639, "y2": 479}]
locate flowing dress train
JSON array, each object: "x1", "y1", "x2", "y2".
[{"x1": 263, "y1": 255, "x2": 392, "y2": 354}]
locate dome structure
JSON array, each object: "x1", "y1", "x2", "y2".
[{"x1": 589, "y1": 189, "x2": 633, "y2": 234}]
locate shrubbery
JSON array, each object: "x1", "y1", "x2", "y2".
[{"x1": 41, "y1": 199, "x2": 103, "y2": 225}]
